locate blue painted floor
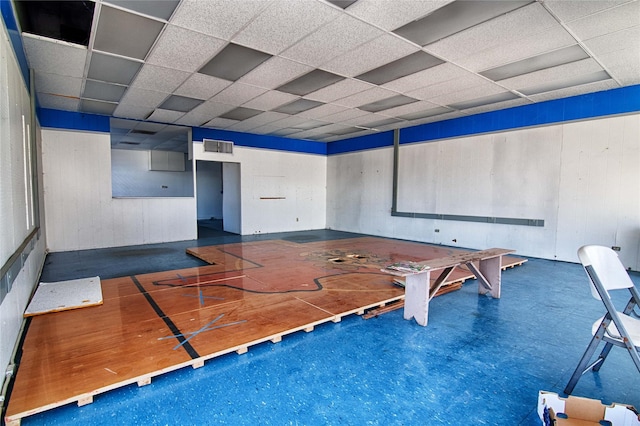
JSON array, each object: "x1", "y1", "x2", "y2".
[{"x1": 20, "y1": 230, "x2": 640, "y2": 425}]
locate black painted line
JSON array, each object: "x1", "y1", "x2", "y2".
[{"x1": 131, "y1": 275, "x2": 200, "y2": 360}]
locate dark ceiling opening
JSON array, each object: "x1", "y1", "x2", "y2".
[{"x1": 14, "y1": 1, "x2": 94, "y2": 46}]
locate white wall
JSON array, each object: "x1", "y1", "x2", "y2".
[
  {"x1": 0, "y1": 22, "x2": 46, "y2": 388},
  {"x1": 327, "y1": 114, "x2": 640, "y2": 270},
  {"x1": 42, "y1": 129, "x2": 197, "y2": 251},
  {"x1": 193, "y1": 143, "x2": 327, "y2": 235}
]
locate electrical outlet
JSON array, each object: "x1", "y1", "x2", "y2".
[
  {"x1": 611, "y1": 246, "x2": 621, "y2": 251},
  {"x1": 434, "y1": 229, "x2": 440, "y2": 233}
]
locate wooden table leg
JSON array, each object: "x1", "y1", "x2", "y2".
[
  {"x1": 466, "y1": 256, "x2": 502, "y2": 298},
  {"x1": 403, "y1": 270, "x2": 431, "y2": 326}
]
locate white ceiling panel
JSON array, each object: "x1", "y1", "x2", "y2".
[
  {"x1": 233, "y1": 0, "x2": 340, "y2": 55},
  {"x1": 563, "y1": 1, "x2": 640, "y2": 40},
  {"x1": 174, "y1": 101, "x2": 235, "y2": 127},
  {"x1": 203, "y1": 117, "x2": 239, "y2": 129},
  {"x1": 320, "y1": 108, "x2": 370, "y2": 123},
  {"x1": 305, "y1": 78, "x2": 372, "y2": 103},
  {"x1": 382, "y1": 63, "x2": 471, "y2": 93},
  {"x1": 527, "y1": 79, "x2": 620, "y2": 102},
  {"x1": 113, "y1": 103, "x2": 154, "y2": 120},
  {"x1": 37, "y1": 93, "x2": 80, "y2": 110},
  {"x1": 584, "y1": 25, "x2": 640, "y2": 84},
  {"x1": 226, "y1": 111, "x2": 290, "y2": 132},
  {"x1": 239, "y1": 56, "x2": 314, "y2": 89},
  {"x1": 174, "y1": 73, "x2": 231, "y2": 100},
  {"x1": 242, "y1": 91, "x2": 299, "y2": 111},
  {"x1": 333, "y1": 87, "x2": 399, "y2": 108},
  {"x1": 35, "y1": 72, "x2": 82, "y2": 97},
  {"x1": 406, "y1": 72, "x2": 492, "y2": 101},
  {"x1": 170, "y1": 0, "x2": 270, "y2": 40},
  {"x1": 544, "y1": 0, "x2": 631, "y2": 22},
  {"x1": 426, "y1": 83, "x2": 513, "y2": 107},
  {"x1": 458, "y1": 97, "x2": 532, "y2": 116},
  {"x1": 129, "y1": 64, "x2": 190, "y2": 93},
  {"x1": 322, "y1": 34, "x2": 420, "y2": 77},
  {"x1": 281, "y1": 14, "x2": 383, "y2": 67},
  {"x1": 210, "y1": 83, "x2": 267, "y2": 105},
  {"x1": 498, "y1": 58, "x2": 605, "y2": 90},
  {"x1": 592, "y1": 50, "x2": 640, "y2": 85},
  {"x1": 377, "y1": 100, "x2": 442, "y2": 118},
  {"x1": 347, "y1": 0, "x2": 452, "y2": 32},
  {"x1": 297, "y1": 103, "x2": 349, "y2": 119},
  {"x1": 146, "y1": 25, "x2": 226, "y2": 72},
  {"x1": 119, "y1": 87, "x2": 169, "y2": 109},
  {"x1": 22, "y1": 34, "x2": 87, "y2": 78},
  {"x1": 146, "y1": 108, "x2": 185, "y2": 123}
]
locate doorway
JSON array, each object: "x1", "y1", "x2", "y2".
[{"x1": 195, "y1": 160, "x2": 241, "y2": 237}]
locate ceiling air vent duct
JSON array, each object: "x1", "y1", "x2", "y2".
[{"x1": 203, "y1": 139, "x2": 234, "y2": 154}]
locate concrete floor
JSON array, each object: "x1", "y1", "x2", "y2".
[{"x1": 19, "y1": 230, "x2": 640, "y2": 425}]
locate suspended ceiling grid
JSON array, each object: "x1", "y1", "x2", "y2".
[{"x1": 13, "y1": 0, "x2": 640, "y2": 147}]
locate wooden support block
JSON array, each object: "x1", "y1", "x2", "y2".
[
  {"x1": 5, "y1": 418, "x2": 20, "y2": 426},
  {"x1": 271, "y1": 335, "x2": 282, "y2": 343},
  {"x1": 192, "y1": 360, "x2": 205, "y2": 369},
  {"x1": 356, "y1": 309, "x2": 365, "y2": 315},
  {"x1": 403, "y1": 271, "x2": 431, "y2": 326},
  {"x1": 77, "y1": 395, "x2": 93, "y2": 406},
  {"x1": 304, "y1": 326, "x2": 314, "y2": 332},
  {"x1": 137, "y1": 377, "x2": 151, "y2": 387},
  {"x1": 332, "y1": 316, "x2": 341, "y2": 323},
  {"x1": 236, "y1": 347, "x2": 248, "y2": 355}
]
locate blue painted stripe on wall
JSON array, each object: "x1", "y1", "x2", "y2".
[
  {"x1": 327, "y1": 131, "x2": 394, "y2": 155},
  {"x1": 192, "y1": 127, "x2": 327, "y2": 155},
  {"x1": 38, "y1": 108, "x2": 111, "y2": 133},
  {"x1": 399, "y1": 84, "x2": 640, "y2": 146},
  {"x1": 1, "y1": 0, "x2": 30, "y2": 90}
]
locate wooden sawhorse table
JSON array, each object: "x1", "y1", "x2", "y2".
[{"x1": 386, "y1": 248, "x2": 515, "y2": 326}]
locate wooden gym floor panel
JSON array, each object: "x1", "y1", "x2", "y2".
[{"x1": 5, "y1": 237, "x2": 525, "y2": 425}]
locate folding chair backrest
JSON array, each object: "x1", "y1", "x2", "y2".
[{"x1": 577, "y1": 245, "x2": 635, "y2": 300}]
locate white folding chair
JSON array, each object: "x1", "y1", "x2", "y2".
[{"x1": 564, "y1": 245, "x2": 640, "y2": 395}]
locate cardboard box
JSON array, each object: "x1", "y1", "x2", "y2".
[{"x1": 538, "y1": 391, "x2": 640, "y2": 426}]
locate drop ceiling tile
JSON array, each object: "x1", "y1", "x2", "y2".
[
  {"x1": 565, "y1": 1, "x2": 639, "y2": 40},
  {"x1": 457, "y1": 98, "x2": 531, "y2": 116},
  {"x1": 527, "y1": 79, "x2": 620, "y2": 102},
  {"x1": 105, "y1": 0, "x2": 180, "y2": 20},
  {"x1": 425, "y1": 81, "x2": 509, "y2": 106},
  {"x1": 270, "y1": 127, "x2": 304, "y2": 137},
  {"x1": 114, "y1": 104, "x2": 155, "y2": 120},
  {"x1": 398, "y1": 106, "x2": 453, "y2": 121},
  {"x1": 304, "y1": 79, "x2": 372, "y2": 103},
  {"x1": 220, "y1": 107, "x2": 263, "y2": 121},
  {"x1": 425, "y1": 3, "x2": 554, "y2": 61},
  {"x1": 338, "y1": 112, "x2": 389, "y2": 127},
  {"x1": 35, "y1": 72, "x2": 82, "y2": 97},
  {"x1": 210, "y1": 83, "x2": 267, "y2": 105},
  {"x1": 120, "y1": 87, "x2": 168, "y2": 109},
  {"x1": 88, "y1": 52, "x2": 142, "y2": 85},
  {"x1": 174, "y1": 101, "x2": 236, "y2": 126},
  {"x1": 268, "y1": 115, "x2": 309, "y2": 128},
  {"x1": 226, "y1": 111, "x2": 290, "y2": 132},
  {"x1": 170, "y1": 0, "x2": 270, "y2": 40},
  {"x1": 544, "y1": 0, "x2": 629, "y2": 22},
  {"x1": 348, "y1": 0, "x2": 451, "y2": 31},
  {"x1": 584, "y1": 26, "x2": 640, "y2": 84},
  {"x1": 129, "y1": 64, "x2": 190, "y2": 92},
  {"x1": 297, "y1": 103, "x2": 349, "y2": 119},
  {"x1": 290, "y1": 120, "x2": 329, "y2": 130},
  {"x1": 277, "y1": 70, "x2": 345, "y2": 96},
  {"x1": 159, "y1": 95, "x2": 204, "y2": 112},
  {"x1": 358, "y1": 95, "x2": 419, "y2": 113},
  {"x1": 242, "y1": 91, "x2": 299, "y2": 111},
  {"x1": 377, "y1": 100, "x2": 442, "y2": 118},
  {"x1": 146, "y1": 25, "x2": 226, "y2": 72},
  {"x1": 93, "y1": 5, "x2": 165, "y2": 60},
  {"x1": 174, "y1": 74, "x2": 231, "y2": 100},
  {"x1": 249, "y1": 124, "x2": 283, "y2": 135},
  {"x1": 498, "y1": 58, "x2": 605, "y2": 91},
  {"x1": 240, "y1": 56, "x2": 314, "y2": 89},
  {"x1": 405, "y1": 72, "x2": 491, "y2": 101},
  {"x1": 322, "y1": 34, "x2": 420, "y2": 77},
  {"x1": 203, "y1": 117, "x2": 240, "y2": 129},
  {"x1": 519, "y1": 70, "x2": 612, "y2": 96},
  {"x1": 273, "y1": 99, "x2": 324, "y2": 114},
  {"x1": 382, "y1": 63, "x2": 470, "y2": 93},
  {"x1": 448, "y1": 92, "x2": 520, "y2": 110},
  {"x1": 320, "y1": 108, "x2": 370, "y2": 123},
  {"x1": 22, "y1": 34, "x2": 87, "y2": 78},
  {"x1": 79, "y1": 99, "x2": 118, "y2": 115},
  {"x1": 37, "y1": 93, "x2": 80, "y2": 111},
  {"x1": 146, "y1": 109, "x2": 185, "y2": 123},
  {"x1": 333, "y1": 87, "x2": 399, "y2": 108},
  {"x1": 83, "y1": 80, "x2": 127, "y2": 102},
  {"x1": 280, "y1": 14, "x2": 383, "y2": 67},
  {"x1": 199, "y1": 43, "x2": 272, "y2": 81},
  {"x1": 595, "y1": 49, "x2": 640, "y2": 85},
  {"x1": 233, "y1": 0, "x2": 340, "y2": 54},
  {"x1": 356, "y1": 51, "x2": 444, "y2": 85}
]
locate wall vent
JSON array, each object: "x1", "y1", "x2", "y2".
[{"x1": 203, "y1": 139, "x2": 234, "y2": 154}]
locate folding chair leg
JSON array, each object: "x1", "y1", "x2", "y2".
[
  {"x1": 592, "y1": 342, "x2": 614, "y2": 372},
  {"x1": 564, "y1": 334, "x2": 602, "y2": 395}
]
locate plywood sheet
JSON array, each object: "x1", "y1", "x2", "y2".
[{"x1": 24, "y1": 276, "x2": 103, "y2": 317}]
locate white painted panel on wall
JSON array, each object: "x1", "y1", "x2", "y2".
[
  {"x1": 556, "y1": 114, "x2": 640, "y2": 268},
  {"x1": 42, "y1": 129, "x2": 197, "y2": 251},
  {"x1": 222, "y1": 162, "x2": 241, "y2": 234},
  {"x1": 195, "y1": 160, "x2": 223, "y2": 220}
]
